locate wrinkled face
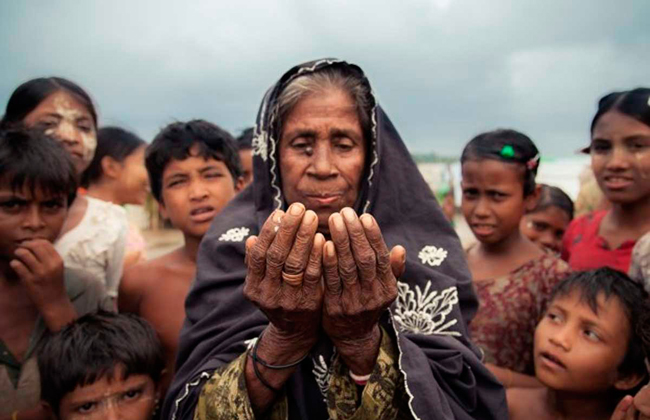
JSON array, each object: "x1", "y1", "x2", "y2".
[
  {"x1": 461, "y1": 159, "x2": 534, "y2": 245},
  {"x1": 520, "y1": 206, "x2": 571, "y2": 254},
  {"x1": 0, "y1": 183, "x2": 68, "y2": 260},
  {"x1": 159, "y1": 146, "x2": 242, "y2": 239},
  {"x1": 115, "y1": 146, "x2": 149, "y2": 206},
  {"x1": 534, "y1": 290, "x2": 633, "y2": 393},
  {"x1": 23, "y1": 91, "x2": 97, "y2": 174},
  {"x1": 279, "y1": 88, "x2": 366, "y2": 234},
  {"x1": 238, "y1": 148, "x2": 253, "y2": 188},
  {"x1": 590, "y1": 111, "x2": 650, "y2": 204},
  {"x1": 57, "y1": 367, "x2": 158, "y2": 420}
]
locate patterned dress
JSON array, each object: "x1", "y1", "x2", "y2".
[{"x1": 469, "y1": 254, "x2": 571, "y2": 374}]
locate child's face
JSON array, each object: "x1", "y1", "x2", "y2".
[
  {"x1": 461, "y1": 159, "x2": 535, "y2": 245},
  {"x1": 114, "y1": 146, "x2": 149, "y2": 206},
  {"x1": 57, "y1": 367, "x2": 158, "y2": 420},
  {"x1": 534, "y1": 289, "x2": 632, "y2": 393},
  {"x1": 520, "y1": 205, "x2": 571, "y2": 254},
  {"x1": 0, "y1": 184, "x2": 68, "y2": 260},
  {"x1": 23, "y1": 91, "x2": 97, "y2": 175},
  {"x1": 591, "y1": 111, "x2": 650, "y2": 205},
  {"x1": 159, "y1": 147, "x2": 242, "y2": 239}
]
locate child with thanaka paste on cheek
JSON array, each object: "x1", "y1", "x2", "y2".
[
  {"x1": 508, "y1": 268, "x2": 650, "y2": 420},
  {"x1": 1, "y1": 78, "x2": 129, "y2": 301},
  {"x1": 82, "y1": 127, "x2": 149, "y2": 267},
  {"x1": 461, "y1": 129, "x2": 571, "y2": 388},
  {"x1": 119, "y1": 120, "x2": 243, "y2": 396},
  {"x1": 563, "y1": 88, "x2": 650, "y2": 273},
  {"x1": 0, "y1": 129, "x2": 111, "y2": 420},
  {"x1": 37, "y1": 311, "x2": 165, "y2": 420},
  {"x1": 520, "y1": 184, "x2": 574, "y2": 256}
]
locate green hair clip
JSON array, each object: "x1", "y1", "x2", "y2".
[{"x1": 500, "y1": 145, "x2": 515, "y2": 158}]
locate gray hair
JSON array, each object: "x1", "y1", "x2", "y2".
[{"x1": 276, "y1": 65, "x2": 373, "y2": 141}]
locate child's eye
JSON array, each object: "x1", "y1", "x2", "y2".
[
  {"x1": 167, "y1": 179, "x2": 186, "y2": 188},
  {"x1": 584, "y1": 329, "x2": 600, "y2": 342},
  {"x1": 591, "y1": 141, "x2": 611, "y2": 153},
  {"x1": 77, "y1": 402, "x2": 97, "y2": 414},
  {"x1": 205, "y1": 172, "x2": 223, "y2": 179},
  {"x1": 532, "y1": 221, "x2": 548, "y2": 232},
  {"x1": 462, "y1": 189, "x2": 478, "y2": 199},
  {"x1": 122, "y1": 389, "x2": 143, "y2": 401},
  {"x1": 43, "y1": 199, "x2": 65, "y2": 210},
  {"x1": 0, "y1": 200, "x2": 25, "y2": 212},
  {"x1": 546, "y1": 312, "x2": 562, "y2": 323}
]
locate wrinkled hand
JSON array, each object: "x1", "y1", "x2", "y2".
[
  {"x1": 322, "y1": 208, "x2": 406, "y2": 374},
  {"x1": 10, "y1": 239, "x2": 67, "y2": 311},
  {"x1": 244, "y1": 203, "x2": 325, "y2": 353}
]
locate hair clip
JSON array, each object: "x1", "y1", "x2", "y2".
[
  {"x1": 500, "y1": 145, "x2": 515, "y2": 159},
  {"x1": 527, "y1": 154, "x2": 540, "y2": 170}
]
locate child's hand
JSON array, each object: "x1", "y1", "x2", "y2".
[
  {"x1": 10, "y1": 239, "x2": 76, "y2": 331},
  {"x1": 611, "y1": 393, "x2": 650, "y2": 420},
  {"x1": 611, "y1": 396, "x2": 636, "y2": 420}
]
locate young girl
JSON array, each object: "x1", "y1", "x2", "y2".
[
  {"x1": 83, "y1": 126, "x2": 149, "y2": 266},
  {"x1": 462, "y1": 129, "x2": 571, "y2": 388},
  {"x1": 2, "y1": 78, "x2": 129, "y2": 299},
  {"x1": 562, "y1": 88, "x2": 650, "y2": 273},
  {"x1": 520, "y1": 184, "x2": 574, "y2": 255}
]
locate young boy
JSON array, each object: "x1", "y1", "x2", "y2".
[
  {"x1": 119, "y1": 120, "x2": 243, "y2": 394},
  {"x1": 508, "y1": 268, "x2": 650, "y2": 420},
  {"x1": 38, "y1": 311, "x2": 165, "y2": 420},
  {"x1": 0, "y1": 129, "x2": 111, "y2": 420}
]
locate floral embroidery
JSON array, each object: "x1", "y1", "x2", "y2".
[
  {"x1": 244, "y1": 337, "x2": 257, "y2": 351},
  {"x1": 218, "y1": 227, "x2": 250, "y2": 243},
  {"x1": 251, "y1": 131, "x2": 268, "y2": 162},
  {"x1": 418, "y1": 245, "x2": 448, "y2": 267},
  {"x1": 393, "y1": 281, "x2": 461, "y2": 336},
  {"x1": 312, "y1": 352, "x2": 336, "y2": 403}
]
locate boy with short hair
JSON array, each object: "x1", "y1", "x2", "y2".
[
  {"x1": 0, "y1": 128, "x2": 111, "y2": 420},
  {"x1": 508, "y1": 268, "x2": 650, "y2": 420},
  {"x1": 119, "y1": 119, "x2": 243, "y2": 394},
  {"x1": 38, "y1": 311, "x2": 165, "y2": 420}
]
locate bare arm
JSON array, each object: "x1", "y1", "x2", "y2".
[{"x1": 118, "y1": 264, "x2": 145, "y2": 314}]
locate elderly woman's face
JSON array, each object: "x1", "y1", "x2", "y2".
[{"x1": 279, "y1": 88, "x2": 366, "y2": 234}]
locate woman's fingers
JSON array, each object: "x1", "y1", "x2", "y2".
[
  {"x1": 247, "y1": 210, "x2": 284, "y2": 283},
  {"x1": 303, "y1": 233, "x2": 325, "y2": 293},
  {"x1": 341, "y1": 208, "x2": 376, "y2": 284},
  {"x1": 282, "y1": 210, "x2": 318, "y2": 287},
  {"x1": 329, "y1": 212, "x2": 359, "y2": 289},
  {"x1": 390, "y1": 245, "x2": 407, "y2": 279},
  {"x1": 323, "y1": 241, "x2": 342, "y2": 296},
  {"x1": 265, "y1": 203, "x2": 306, "y2": 281},
  {"x1": 360, "y1": 214, "x2": 393, "y2": 279}
]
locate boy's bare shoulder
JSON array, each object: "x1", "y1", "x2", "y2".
[{"x1": 508, "y1": 387, "x2": 552, "y2": 420}]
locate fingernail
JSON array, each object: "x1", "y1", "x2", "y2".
[
  {"x1": 332, "y1": 213, "x2": 344, "y2": 230},
  {"x1": 342, "y1": 207, "x2": 355, "y2": 222},
  {"x1": 361, "y1": 214, "x2": 373, "y2": 229},
  {"x1": 289, "y1": 203, "x2": 304, "y2": 215},
  {"x1": 325, "y1": 241, "x2": 335, "y2": 257},
  {"x1": 273, "y1": 210, "x2": 284, "y2": 224},
  {"x1": 303, "y1": 210, "x2": 316, "y2": 224}
]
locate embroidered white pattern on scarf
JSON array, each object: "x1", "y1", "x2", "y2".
[
  {"x1": 252, "y1": 131, "x2": 268, "y2": 162},
  {"x1": 418, "y1": 245, "x2": 448, "y2": 267},
  {"x1": 312, "y1": 351, "x2": 336, "y2": 403},
  {"x1": 394, "y1": 281, "x2": 461, "y2": 336},
  {"x1": 218, "y1": 227, "x2": 250, "y2": 242}
]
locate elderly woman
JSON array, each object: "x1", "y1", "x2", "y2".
[{"x1": 162, "y1": 60, "x2": 507, "y2": 420}]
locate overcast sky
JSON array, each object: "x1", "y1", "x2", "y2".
[{"x1": 1, "y1": 0, "x2": 648, "y2": 157}]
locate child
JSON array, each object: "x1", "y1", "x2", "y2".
[
  {"x1": 563, "y1": 88, "x2": 650, "y2": 273},
  {"x1": 236, "y1": 127, "x2": 254, "y2": 188},
  {"x1": 38, "y1": 311, "x2": 165, "y2": 420},
  {"x1": 508, "y1": 268, "x2": 649, "y2": 420},
  {"x1": 119, "y1": 120, "x2": 243, "y2": 394},
  {"x1": 83, "y1": 126, "x2": 149, "y2": 266},
  {"x1": 520, "y1": 184, "x2": 574, "y2": 255},
  {"x1": 0, "y1": 128, "x2": 111, "y2": 420},
  {"x1": 2, "y1": 77, "x2": 129, "y2": 299},
  {"x1": 462, "y1": 129, "x2": 571, "y2": 388}
]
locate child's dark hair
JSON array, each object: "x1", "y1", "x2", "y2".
[
  {"x1": 237, "y1": 127, "x2": 254, "y2": 150},
  {"x1": 461, "y1": 129, "x2": 540, "y2": 196},
  {"x1": 1, "y1": 77, "x2": 97, "y2": 129},
  {"x1": 0, "y1": 128, "x2": 77, "y2": 205},
  {"x1": 590, "y1": 88, "x2": 650, "y2": 133},
  {"x1": 145, "y1": 119, "x2": 242, "y2": 202},
  {"x1": 529, "y1": 184, "x2": 574, "y2": 221},
  {"x1": 38, "y1": 311, "x2": 165, "y2": 415},
  {"x1": 548, "y1": 268, "x2": 650, "y2": 381},
  {"x1": 82, "y1": 126, "x2": 146, "y2": 187}
]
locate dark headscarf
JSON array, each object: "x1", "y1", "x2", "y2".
[{"x1": 162, "y1": 59, "x2": 507, "y2": 420}]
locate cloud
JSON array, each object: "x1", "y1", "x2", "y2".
[{"x1": 0, "y1": 0, "x2": 648, "y2": 157}]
